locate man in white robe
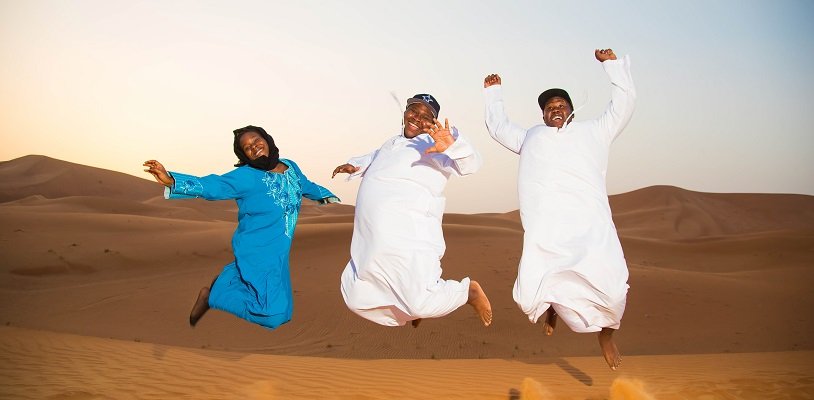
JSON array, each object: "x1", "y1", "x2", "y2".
[
  {"x1": 483, "y1": 49, "x2": 636, "y2": 370},
  {"x1": 333, "y1": 94, "x2": 492, "y2": 328}
]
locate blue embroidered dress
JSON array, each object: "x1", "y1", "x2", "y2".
[{"x1": 165, "y1": 159, "x2": 338, "y2": 329}]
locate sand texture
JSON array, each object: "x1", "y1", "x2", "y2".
[{"x1": 1, "y1": 155, "x2": 813, "y2": 398}]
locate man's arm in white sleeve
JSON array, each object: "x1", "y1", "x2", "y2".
[
  {"x1": 485, "y1": 85, "x2": 528, "y2": 154},
  {"x1": 596, "y1": 54, "x2": 637, "y2": 143},
  {"x1": 344, "y1": 149, "x2": 379, "y2": 180},
  {"x1": 433, "y1": 127, "x2": 482, "y2": 176}
]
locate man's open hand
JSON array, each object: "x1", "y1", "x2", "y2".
[
  {"x1": 426, "y1": 118, "x2": 455, "y2": 154},
  {"x1": 332, "y1": 163, "x2": 360, "y2": 178}
]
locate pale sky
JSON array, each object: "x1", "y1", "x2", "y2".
[{"x1": 2, "y1": 0, "x2": 813, "y2": 213}]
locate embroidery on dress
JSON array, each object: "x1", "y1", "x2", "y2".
[
  {"x1": 179, "y1": 176, "x2": 204, "y2": 197},
  {"x1": 262, "y1": 168, "x2": 302, "y2": 238}
]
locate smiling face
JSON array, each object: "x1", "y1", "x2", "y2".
[
  {"x1": 542, "y1": 96, "x2": 573, "y2": 129},
  {"x1": 403, "y1": 103, "x2": 435, "y2": 138},
  {"x1": 238, "y1": 131, "x2": 270, "y2": 160}
]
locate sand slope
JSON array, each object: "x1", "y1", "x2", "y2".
[
  {"x1": 1, "y1": 154, "x2": 813, "y2": 364},
  {"x1": 1, "y1": 327, "x2": 813, "y2": 399}
]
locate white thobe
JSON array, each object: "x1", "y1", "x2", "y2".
[
  {"x1": 340, "y1": 129, "x2": 482, "y2": 326},
  {"x1": 484, "y1": 56, "x2": 636, "y2": 333}
]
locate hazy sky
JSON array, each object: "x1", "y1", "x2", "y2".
[{"x1": 2, "y1": 0, "x2": 813, "y2": 213}]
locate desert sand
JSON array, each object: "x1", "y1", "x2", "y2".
[{"x1": 1, "y1": 155, "x2": 813, "y2": 399}]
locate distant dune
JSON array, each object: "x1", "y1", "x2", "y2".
[
  {"x1": 1, "y1": 155, "x2": 813, "y2": 398},
  {"x1": 0, "y1": 155, "x2": 160, "y2": 202}
]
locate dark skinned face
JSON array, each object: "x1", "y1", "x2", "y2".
[
  {"x1": 542, "y1": 96, "x2": 573, "y2": 129},
  {"x1": 403, "y1": 103, "x2": 435, "y2": 138},
  {"x1": 239, "y1": 131, "x2": 270, "y2": 160}
]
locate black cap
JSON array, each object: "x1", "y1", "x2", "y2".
[
  {"x1": 538, "y1": 88, "x2": 573, "y2": 111},
  {"x1": 406, "y1": 94, "x2": 440, "y2": 118}
]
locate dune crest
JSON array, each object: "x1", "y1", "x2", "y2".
[{"x1": 1, "y1": 155, "x2": 814, "y2": 398}]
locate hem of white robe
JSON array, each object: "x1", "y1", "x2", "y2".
[
  {"x1": 341, "y1": 264, "x2": 470, "y2": 326},
  {"x1": 521, "y1": 304, "x2": 623, "y2": 333},
  {"x1": 518, "y1": 293, "x2": 627, "y2": 333}
]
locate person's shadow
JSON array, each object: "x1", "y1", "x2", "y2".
[
  {"x1": 554, "y1": 358, "x2": 593, "y2": 385},
  {"x1": 506, "y1": 357, "x2": 593, "y2": 399}
]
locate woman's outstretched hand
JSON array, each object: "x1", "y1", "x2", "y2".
[{"x1": 143, "y1": 160, "x2": 174, "y2": 187}]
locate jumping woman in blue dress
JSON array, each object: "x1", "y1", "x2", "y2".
[{"x1": 143, "y1": 125, "x2": 339, "y2": 329}]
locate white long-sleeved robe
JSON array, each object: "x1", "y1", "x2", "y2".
[
  {"x1": 484, "y1": 56, "x2": 636, "y2": 333},
  {"x1": 340, "y1": 129, "x2": 482, "y2": 326}
]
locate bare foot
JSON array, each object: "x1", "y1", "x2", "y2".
[
  {"x1": 599, "y1": 328, "x2": 621, "y2": 370},
  {"x1": 543, "y1": 308, "x2": 557, "y2": 336},
  {"x1": 189, "y1": 287, "x2": 211, "y2": 327},
  {"x1": 466, "y1": 280, "x2": 492, "y2": 326},
  {"x1": 411, "y1": 318, "x2": 422, "y2": 328}
]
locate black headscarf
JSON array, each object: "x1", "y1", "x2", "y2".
[{"x1": 233, "y1": 125, "x2": 280, "y2": 171}]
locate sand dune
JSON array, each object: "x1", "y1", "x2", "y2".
[
  {"x1": 611, "y1": 185, "x2": 814, "y2": 238},
  {"x1": 1, "y1": 155, "x2": 813, "y2": 398},
  {"x1": 0, "y1": 155, "x2": 159, "y2": 203},
  {"x1": 1, "y1": 327, "x2": 812, "y2": 399}
]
